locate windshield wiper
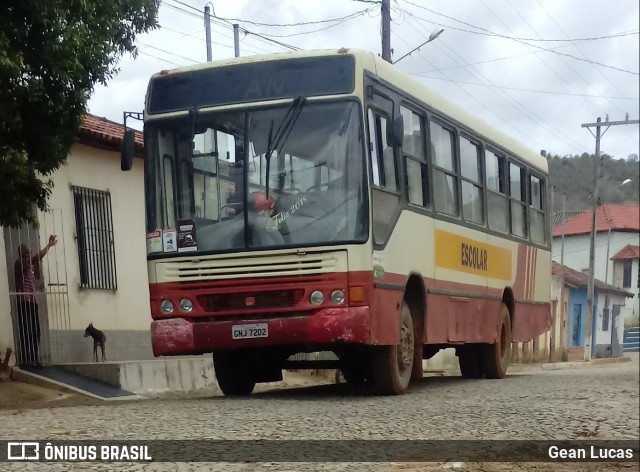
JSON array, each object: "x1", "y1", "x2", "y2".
[{"x1": 264, "y1": 96, "x2": 306, "y2": 197}]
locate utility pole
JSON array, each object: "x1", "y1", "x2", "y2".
[
  {"x1": 381, "y1": 0, "x2": 391, "y2": 62},
  {"x1": 559, "y1": 192, "x2": 567, "y2": 355},
  {"x1": 233, "y1": 24, "x2": 240, "y2": 57},
  {"x1": 581, "y1": 114, "x2": 640, "y2": 361},
  {"x1": 204, "y1": 5, "x2": 212, "y2": 61}
]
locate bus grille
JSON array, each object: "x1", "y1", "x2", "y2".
[
  {"x1": 155, "y1": 250, "x2": 347, "y2": 283},
  {"x1": 198, "y1": 289, "x2": 304, "y2": 312}
]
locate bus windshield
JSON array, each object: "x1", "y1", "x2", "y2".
[{"x1": 144, "y1": 100, "x2": 367, "y2": 254}]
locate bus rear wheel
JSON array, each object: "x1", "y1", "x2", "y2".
[
  {"x1": 213, "y1": 351, "x2": 256, "y2": 396},
  {"x1": 371, "y1": 301, "x2": 414, "y2": 395},
  {"x1": 481, "y1": 303, "x2": 512, "y2": 379}
]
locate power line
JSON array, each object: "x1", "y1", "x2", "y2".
[
  {"x1": 136, "y1": 41, "x2": 200, "y2": 64},
  {"x1": 402, "y1": 16, "x2": 585, "y2": 152},
  {"x1": 478, "y1": 0, "x2": 638, "y2": 148},
  {"x1": 398, "y1": 1, "x2": 639, "y2": 76},
  {"x1": 159, "y1": 24, "x2": 271, "y2": 56},
  {"x1": 212, "y1": 7, "x2": 375, "y2": 27},
  {"x1": 234, "y1": 9, "x2": 377, "y2": 38},
  {"x1": 411, "y1": 40, "x2": 604, "y2": 75},
  {"x1": 138, "y1": 50, "x2": 183, "y2": 68},
  {"x1": 410, "y1": 74, "x2": 640, "y2": 100},
  {"x1": 163, "y1": 0, "x2": 301, "y2": 52},
  {"x1": 390, "y1": 28, "x2": 548, "y2": 151},
  {"x1": 402, "y1": 0, "x2": 639, "y2": 43},
  {"x1": 533, "y1": 0, "x2": 636, "y2": 143}
]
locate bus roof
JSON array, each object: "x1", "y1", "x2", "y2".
[{"x1": 152, "y1": 48, "x2": 548, "y2": 173}]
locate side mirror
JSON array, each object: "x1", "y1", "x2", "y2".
[
  {"x1": 387, "y1": 113, "x2": 404, "y2": 148},
  {"x1": 121, "y1": 129, "x2": 135, "y2": 171}
]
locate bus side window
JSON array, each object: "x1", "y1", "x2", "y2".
[
  {"x1": 367, "y1": 108, "x2": 397, "y2": 191},
  {"x1": 486, "y1": 151, "x2": 508, "y2": 233},
  {"x1": 429, "y1": 120, "x2": 458, "y2": 216},
  {"x1": 510, "y1": 162, "x2": 527, "y2": 238},
  {"x1": 530, "y1": 175, "x2": 546, "y2": 244},
  {"x1": 368, "y1": 107, "x2": 400, "y2": 245},
  {"x1": 460, "y1": 136, "x2": 484, "y2": 225},
  {"x1": 401, "y1": 106, "x2": 428, "y2": 207}
]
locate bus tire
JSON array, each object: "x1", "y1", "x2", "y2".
[
  {"x1": 213, "y1": 352, "x2": 256, "y2": 396},
  {"x1": 482, "y1": 303, "x2": 512, "y2": 379},
  {"x1": 458, "y1": 345, "x2": 484, "y2": 379},
  {"x1": 371, "y1": 301, "x2": 414, "y2": 395}
]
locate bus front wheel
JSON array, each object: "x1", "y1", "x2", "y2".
[
  {"x1": 371, "y1": 301, "x2": 414, "y2": 395},
  {"x1": 213, "y1": 351, "x2": 256, "y2": 396},
  {"x1": 481, "y1": 303, "x2": 512, "y2": 379}
]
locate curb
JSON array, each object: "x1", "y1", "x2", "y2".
[
  {"x1": 540, "y1": 356, "x2": 632, "y2": 371},
  {"x1": 11, "y1": 368, "x2": 147, "y2": 402}
]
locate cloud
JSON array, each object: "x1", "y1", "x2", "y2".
[{"x1": 88, "y1": 0, "x2": 640, "y2": 159}]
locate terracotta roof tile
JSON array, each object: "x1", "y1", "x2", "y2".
[
  {"x1": 612, "y1": 244, "x2": 640, "y2": 260},
  {"x1": 551, "y1": 261, "x2": 633, "y2": 297},
  {"x1": 552, "y1": 204, "x2": 640, "y2": 238},
  {"x1": 79, "y1": 113, "x2": 144, "y2": 149}
]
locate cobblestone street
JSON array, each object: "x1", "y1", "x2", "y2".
[{"x1": 1, "y1": 361, "x2": 638, "y2": 471}]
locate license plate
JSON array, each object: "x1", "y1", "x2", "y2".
[{"x1": 232, "y1": 323, "x2": 268, "y2": 340}]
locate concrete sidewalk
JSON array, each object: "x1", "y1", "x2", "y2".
[{"x1": 509, "y1": 354, "x2": 634, "y2": 373}]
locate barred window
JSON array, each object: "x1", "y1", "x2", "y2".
[{"x1": 72, "y1": 186, "x2": 117, "y2": 290}]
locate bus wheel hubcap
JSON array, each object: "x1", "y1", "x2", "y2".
[{"x1": 398, "y1": 322, "x2": 414, "y2": 372}]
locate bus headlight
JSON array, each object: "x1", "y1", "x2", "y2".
[
  {"x1": 179, "y1": 298, "x2": 193, "y2": 313},
  {"x1": 309, "y1": 290, "x2": 324, "y2": 305},
  {"x1": 330, "y1": 290, "x2": 345, "y2": 305},
  {"x1": 160, "y1": 300, "x2": 174, "y2": 314}
]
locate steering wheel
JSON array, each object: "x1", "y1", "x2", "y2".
[{"x1": 220, "y1": 202, "x2": 243, "y2": 213}]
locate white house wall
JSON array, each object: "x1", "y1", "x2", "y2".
[
  {"x1": 612, "y1": 258, "x2": 639, "y2": 327},
  {"x1": 41, "y1": 144, "x2": 154, "y2": 362},
  {"x1": 594, "y1": 291, "x2": 627, "y2": 357},
  {"x1": 552, "y1": 232, "x2": 638, "y2": 283},
  {"x1": 552, "y1": 232, "x2": 639, "y2": 329}
]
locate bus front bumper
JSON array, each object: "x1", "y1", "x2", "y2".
[{"x1": 150, "y1": 306, "x2": 371, "y2": 356}]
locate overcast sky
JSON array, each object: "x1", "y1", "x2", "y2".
[{"x1": 87, "y1": 0, "x2": 640, "y2": 161}]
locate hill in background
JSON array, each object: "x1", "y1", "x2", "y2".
[{"x1": 545, "y1": 152, "x2": 639, "y2": 212}]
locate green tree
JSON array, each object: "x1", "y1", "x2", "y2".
[{"x1": 0, "y1": 0, "x2": 159, "y2": 227}]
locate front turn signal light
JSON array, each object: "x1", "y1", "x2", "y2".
[{"x1": 349, "y1": 286, "x2": 365, "y2": 303}]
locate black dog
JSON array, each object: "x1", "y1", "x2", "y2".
[{"x1": 84, "y1": 323, "x2": 106, "y2": 362}]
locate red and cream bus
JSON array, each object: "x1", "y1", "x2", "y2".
[{"x1": 121, "y1": 48, "x2": 551, "y2": 396}]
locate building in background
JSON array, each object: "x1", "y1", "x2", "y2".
[
  {"x1": 551, "y1": 262, "x2": 632, "y2": 360},
  {"x1": 552, "y1": 204, "x2": 640, "y2": 330}
]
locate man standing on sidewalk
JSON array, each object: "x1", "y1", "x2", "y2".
[{"x1": 14, "y1": 235, "x2": 57, "y2": 366}]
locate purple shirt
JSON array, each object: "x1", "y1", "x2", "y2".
[{"x1": 14, "y1": 258, "x2": 37, "y2": 303}]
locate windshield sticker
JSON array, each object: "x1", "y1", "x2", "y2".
[
  {"x1": 163, "y1": 229, "x2": 177, "y2": 252},
  {"x1": 146, "y1": 230, "x2": 163, "y2": 254},
  {"x1": 177, "y1": 220, "x2": 197, "y2": 253},
  {"x1": 265, "y1": 195, "x2": 307, "y2": 232}
]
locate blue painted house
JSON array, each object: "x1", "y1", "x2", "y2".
[{"x1": 552, "y1": 262, "x2": 633, "y2": 359}]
